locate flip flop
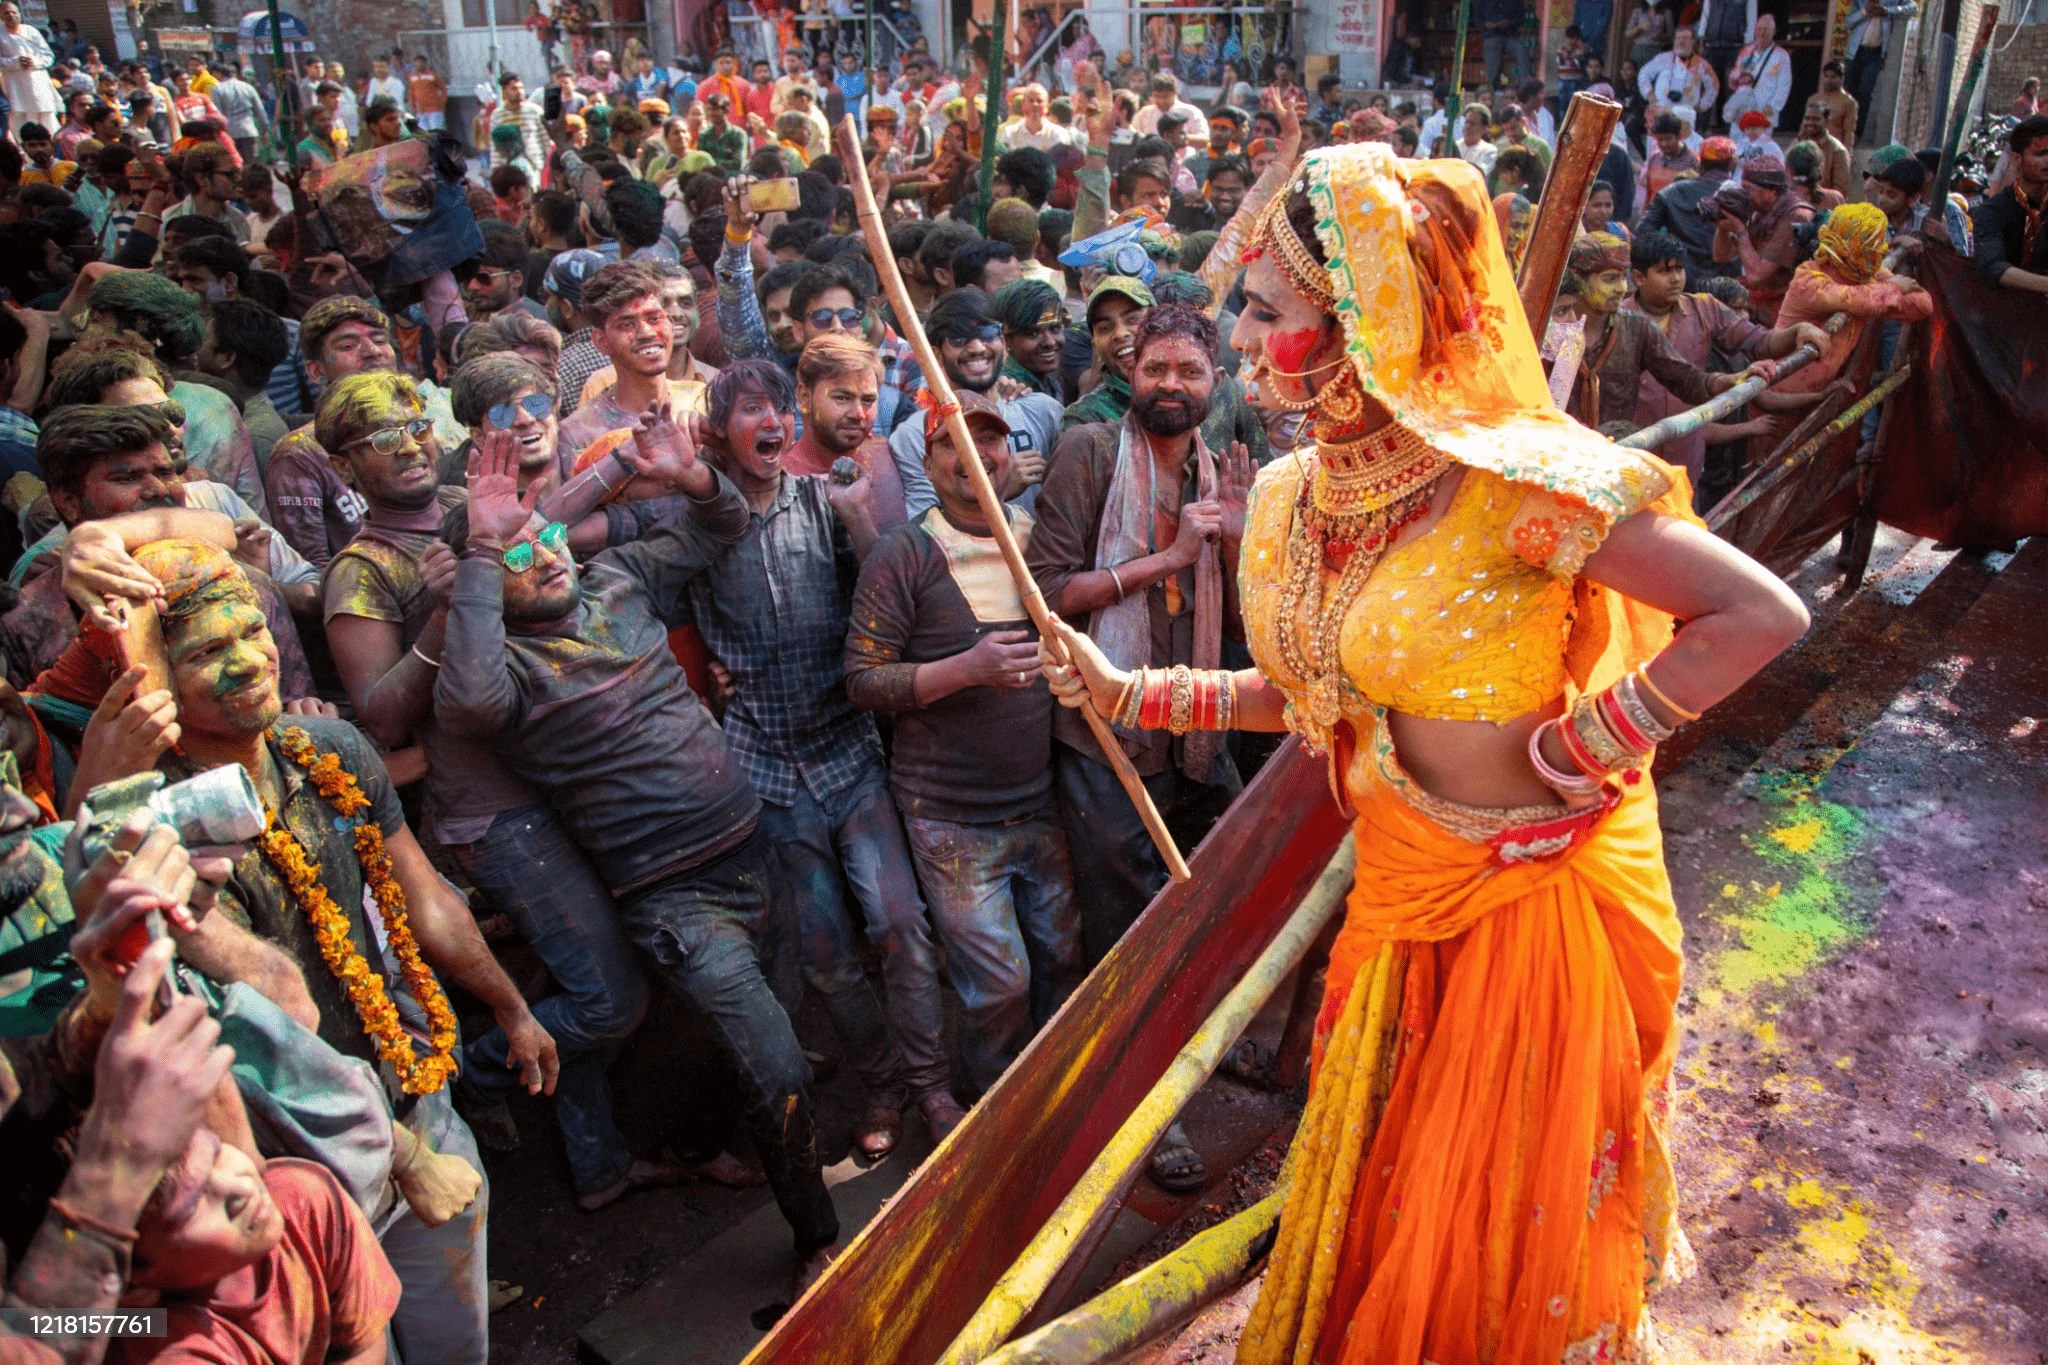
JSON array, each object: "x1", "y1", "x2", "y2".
[{"x1": 1149, "y1": 1120, "x2": 1206, "y2": 1193}]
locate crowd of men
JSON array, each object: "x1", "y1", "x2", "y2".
[{"x1": 0, "y1": 10, "x2": 2040, "y2": 1361}]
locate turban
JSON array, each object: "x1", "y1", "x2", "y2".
[
  {"x1": 133, "y1": 540, "x2": 260, "y2": 624},
  {"x1": 1568, "y1": 231, "x2": 1630, "y2": 277},
  {"x1": 1698, "y1": 135, "x2": 1738, "y2": 165},
  {"x1": 1742, "y1": 152, "x2": 1790, "y2": 190},
  {"x1": 1737, "y1": 109, "x2": 1773, "y2": 131},
  {"x1": 1813, "y1": 202, "x2": 1890, "y2": 285},
  {"x1": 638, "y1": 97, "x2": 671, "y2": 118}
]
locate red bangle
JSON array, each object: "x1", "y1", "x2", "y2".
[
  {"x1": 1597, "y1": 686, "x2": 1654, "y2": 754},
  {"x1": 1138, "y1": 670, "x2": 1173, "y2": 730},
  {"x1": 1554, "y1": 710, "x2": 1606, "y2": 778}
]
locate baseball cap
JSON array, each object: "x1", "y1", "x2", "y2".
[
  {"x1": 925, "y1": 388, "x2": 1011, "y2": 446},
  {"x1": 1085, "y1": 275, "x2": 1154, "y2": 325},
  {"x1": 545, "y1": 248, "x2": 607, "y2": 310}
]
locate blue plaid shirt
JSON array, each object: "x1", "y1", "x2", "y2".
[
  {"x1": 0, "y1": 406, "x2": 38, "y2": 480},
  {"x1": 684, "y1": 474, "x2": 882, "y2": 809}
]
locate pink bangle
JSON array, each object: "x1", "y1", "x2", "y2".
[{"x1": 1529, "y1": 720, "x2": 1603, "y2": 797}]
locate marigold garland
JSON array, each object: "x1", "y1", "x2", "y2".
[{"x1": 250, "y1": 726, "x2": 461, "y2": 1096}]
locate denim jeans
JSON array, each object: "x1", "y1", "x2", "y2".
[
  {"x1": 902, "y1": 811, "x2": 1082, "y2": 1095},
  {"x1": 619, "y1": 828, "x2": 840, "y2": 1255},
  {"x1": 758, "y1": 763, "x2": 947, "y2": 1101},
  {"x1": 450, "y1": 804, "x2": 648, "y2": 1197},
  {"x1": 375, "y1": 1087, "x2": 490, "y2": 1364},
  {"x1": 1054, "y1": 743, "x2": 1241, "y2": 965}
]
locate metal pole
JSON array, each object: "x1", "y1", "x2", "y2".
[
  {"x1": 265, "y1": 0, "x2": 295, "y2": 160},
  {"x1": 976, "y1": 0, "x2": 1007, "y2": 233},
  {"x1": 865, "y1": 0, "x2": 876, "y2": 128},
  {"x1": 485, "y1": 0, "x2": 502, "y2": 86},
  {"x1": 1443, "y1": 0, "x2": 1474, "y2": 156},
  {"x1": 935, "y1": 839, "x2": 1357, "y2": 1365}
]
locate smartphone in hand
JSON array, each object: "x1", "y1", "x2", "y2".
[{"x1": 544, "y1": 83, "x2": 563, "y2": 122}]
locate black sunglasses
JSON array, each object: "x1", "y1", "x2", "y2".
[
  {"x1": 940, "y1": 324, "x2": 1004, "y2": 345},
  {"x1": 807, "y1": 307, "x2": 863, "y2": 330}
]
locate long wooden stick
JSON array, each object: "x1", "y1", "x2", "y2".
[
  {"x1": 1618, "y1": 313, "x2": 1847, "y2": 452},
  {"x1": 1515, "y1": 92, "x2": 1622, "y2": 342},
  {"x1": 835, "y1": 116, "x2": 1191, "y2": 883}
]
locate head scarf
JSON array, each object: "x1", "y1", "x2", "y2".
[
  {"x1": 1698, "y1": 135, "x2": 1738, "y2": 167},
  {"x1": 1812, "y1": 202, "x2": 1890, "y2": 284},
  {"x1": 1743, "y1": 151, "x2": 1790, "y2": 191},
  {"x1": 132, "y1": 540, "x2": 260, "y2": 625},
  {"x1": 1568, "y1": 230, "x2": 1630, "y2": 277},
  {"x1": 1244, "y1": 143, "x2": 1670, "y2": 519}
]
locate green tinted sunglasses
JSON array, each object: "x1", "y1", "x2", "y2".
[{"x1": 502, "y1": 521, "x2": 569, "y2": 573}]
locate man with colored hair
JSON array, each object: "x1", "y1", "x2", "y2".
[
  {"x1": 790, "y1": 332, "x2": 908, "y2": 532},
  {"x1": 263, "y1": 295, "x2": 463, "y2": 567},
  {"x1": 992, "y1": 277, "x2": 1068, "y2": 402}
]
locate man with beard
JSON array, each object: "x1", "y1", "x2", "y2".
[
  {"x1": 461, "y1": 223, "x2": 551, "y2": 324},
  {"x1": 264, "y1": 295, "x2": 465, "y2": 568},
  {"x1": 890, "y1": 289, "x2": 1062, "y2": 519},
  {"x1": 789, "y1": 334, "x2": 910, "y2": 534},
  {"x1": 434, "y1": 385, "x2": 842, "y2": 1298},
  {"x1": 682, "y1": 358, "x2": 961, "y2": 1159},
  {"x1": 992, "y1": 277, "x2": 1067, "y2": 401},
  {"x1": 1026, "y1": 302, "x2": 1252, "y2": 1193},
  {"x1": 1062, "y1": 276, "x2": 1268, "y2": 462},
  {"x1": 54, "y1": 524, "x2": 550, "y2": 1365},
  {"x1": 0, "y1": 405, "x2": 315, "y2": 696}
]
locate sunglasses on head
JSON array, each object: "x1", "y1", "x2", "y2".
[
  {"x1": 807, "y1": 307, "x2": 863, "y2": 330},
  {"x1": 487, "y1": 393, "x2": 556, "y2": 428},
  {"x1": 502, "y1": 521, "x2": 569, "y2": 573},
  {"x1": 942, "y1": 324, "x2": 1004, "y2": 344},
  {"x1": 147, "y1": 398, "x2": 186, "y2": 426},
  {"x1": 349, "y1": 417, "x2": 432, "y2": 456}
]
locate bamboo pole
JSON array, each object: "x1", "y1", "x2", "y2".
[
  {"x1": 1442, "y1": 0, "x2": 1475, "y2": 156},
  {"x1": 1707, "y1": 364, "x2": 1913, "y2": 531},
  {"x1": 980, "y1": 1193, "x2": 1284, "y2": 1365},
  {"x1": 975, "y1": 0, "x2": 1008, "y2": 233},
  {"x1": 1933, "y1": 2, "x2": 1998, "y2": 204},
  {"x1": 936, "y1": 838, "x2": 1357, "y2": 1365},
  {"x1": 1617, "y1": 313, "x2": 1847, "y2": 452},
  {"x1": 836, "y1": 116, "x2": 1190, "y2": 881},
  {"x1": 1516, "y1": 92, "x2": 1622, "y2": 342}
]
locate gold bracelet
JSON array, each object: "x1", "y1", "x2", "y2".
[
  {"x1": 1570, "y1": 694, "x2": 1633, "y2": 773},
  {"x1": 1167, "y1": 663, "x2": 1194, "y2": 735},
  {"x1": 1218, "y1": 671, "x2": 1237, "y2": 731},
  {"x1": 1632, "y1": 665, "x2": 1701, "y2": 722}
]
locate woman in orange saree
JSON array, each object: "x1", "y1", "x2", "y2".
[{"x1": 1040, "y1": 143, "x2": 1811, "y2": 1363}]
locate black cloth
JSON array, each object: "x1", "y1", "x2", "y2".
[
  {"x1": 1970, "y1": 184, "x2": 2048, "y2": 288},
  {"x1": 1599, "y1": 142, "x2": 1637, "y2": 229}
]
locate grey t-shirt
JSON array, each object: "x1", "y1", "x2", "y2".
[{"x1": 889, "y1": 390, "x2": 1064, "y2": 520}]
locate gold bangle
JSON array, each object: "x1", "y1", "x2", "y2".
[
  {"x1": 1613, "y1": 673, "x2": 1675, "y2": 745},
  {"x1": 1632, "y1": 665, "x2": 1701, "y2": 722},
  {"x1": 1218, "y1": 671, "x2": 1237, "y2": 731},
  {"x1": 1167, "y1": 663, "x2": 1194, "y2": 736},
  {"x1": 1570, "y1": 695, "x2": 1633, "y2": 773},
  {"x1": 1114, "y1": 672, "x2": 1143, "y2": 729}
]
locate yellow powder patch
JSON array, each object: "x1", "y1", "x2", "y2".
[{"x1": 1769, "y1": 816, "x2": 1826, "y2": 856}]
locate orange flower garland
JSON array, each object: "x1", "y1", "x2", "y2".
[{"x1": 251, "y1": 727, "x2": 461, "y2": 1096}]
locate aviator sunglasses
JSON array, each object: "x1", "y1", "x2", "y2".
[
  {"x1": 503, "y1": 521, "x2": 569, "y2": 573},
  {"x1": 488, "y1": 393, "x2": 557, "y2": 428}
]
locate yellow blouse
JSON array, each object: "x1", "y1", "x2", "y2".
[{"x1": 1241, "y1": 459, "x2": 1648, "y2": 726}]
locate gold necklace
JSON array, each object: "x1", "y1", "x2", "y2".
[{"x1": 1275, "y1": 420, "x2": 1450, "y2": 743}]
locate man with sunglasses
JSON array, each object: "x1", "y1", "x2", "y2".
[
  {"x1": 461, "y1": 222, "x2": 551, "y2": 324},
  {"x1": 784, "y1": 261, "x2": 912, "y2": 436},
  {"x1": 436, "y1": 386, "x2": 846, "y2": 1299},
  {"x1": 888, "y1": 288, "x2": 1063, "y2": 520}
]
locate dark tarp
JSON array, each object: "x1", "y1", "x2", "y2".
[{"x1": 1872, "y1": 244, "x2": 2048, "y2": 547}]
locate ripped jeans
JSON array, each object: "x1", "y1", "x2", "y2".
[{"x1": 617, "y1": 827, "x2": 840, "y2": 1255}]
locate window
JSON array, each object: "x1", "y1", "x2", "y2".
[{"x1": 460, "y1": 0, "x2": 524, "y2": 29}]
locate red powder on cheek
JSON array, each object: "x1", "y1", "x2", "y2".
[{"x1": 1267, "y1": 325, "x2": 1322, "y2": 375}]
